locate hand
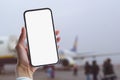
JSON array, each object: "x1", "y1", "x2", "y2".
[{"x1": 15, "y1": 27, "x2": 60, "y2": 79}]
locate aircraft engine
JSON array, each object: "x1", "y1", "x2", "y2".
[{"x1": 60, "y1": 57, "x2": 75, "y2": 67}]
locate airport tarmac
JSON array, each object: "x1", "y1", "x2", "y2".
[{"x1": 0, "y1": 64, "x2": 120, "y2": 80}]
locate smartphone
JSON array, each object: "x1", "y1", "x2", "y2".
[{"x1": 24, "y1": 8, "x2": 58, "y2": 66}]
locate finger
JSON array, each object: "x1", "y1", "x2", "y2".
[
  {"x1": 55, "y1": 30, "x2": 60, "y2": 36},
  {"x1": 18, "y1": 27, "x2": 26, "y2": 44},
  {"x1": 56, "y1": 37, "x2": 60, "y2": 42},
  {"x1": 25, "y1": 46, "x2": 28, "y2": 53},
  {"x1": 33, "y1": 67, "x2": 40, "y2": 72}
]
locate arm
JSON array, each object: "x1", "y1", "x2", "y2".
[
  {"x1": 15, "y1": 27, "x2": 60, "y2": 80},
  {"x1": 15, "y1": 27, "x2": 36, "y2": 80}
]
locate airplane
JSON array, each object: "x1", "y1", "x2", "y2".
[
  {"x1": 0, "y1": 36, "x2": 18, "y2": 73},
  {"x1": 0, "y1": 35, "x2": 120, "y2": 72},
  {"x1": 56, "y1": 36, "x2": 120, "y2": 69}
]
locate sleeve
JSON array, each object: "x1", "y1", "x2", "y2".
[{"x1": 16, "y1": 77, "x2": 32, "y2": 80}]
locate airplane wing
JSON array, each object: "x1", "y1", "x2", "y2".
[{"x1": 73, "y1": 52, "x2": 120, "y2": 60}]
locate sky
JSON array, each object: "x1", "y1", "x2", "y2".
[{"x1": 0, "y1": 0, "x2": 120, "y2": 63}]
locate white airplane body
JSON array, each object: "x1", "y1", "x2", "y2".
[{"x1": 56, "y1": 36, "x2": 120, "y2": 68}]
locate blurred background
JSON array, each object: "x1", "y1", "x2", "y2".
[{"x1": 0, "y1": 0, "x2": 120, "y2": 80}]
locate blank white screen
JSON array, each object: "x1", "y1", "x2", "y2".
[{"x1": 24, "y1": 9, "x2": 58, "y2": 66}]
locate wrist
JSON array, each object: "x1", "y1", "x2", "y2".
[{"x1": 16, "y1": 64, "x2": 34, "y2": 79}]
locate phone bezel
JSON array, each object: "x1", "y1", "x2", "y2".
[{"x1": 23, "y1": 8, "x2": 59, "y2": 67}]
